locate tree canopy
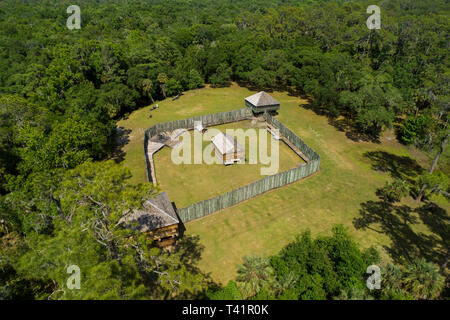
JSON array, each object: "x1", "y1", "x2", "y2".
[{"x1": 0, "y1": 0, "x2": 448, "y2": 299}]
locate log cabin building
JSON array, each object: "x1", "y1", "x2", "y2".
[
  {"x1": 120, "y1": 192, "x2": 180, "y2": 248},
  {"x1": 211, "y1": 132, "x2": 245, "y2": 165}
]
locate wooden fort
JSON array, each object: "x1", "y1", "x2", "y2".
[{"x1": 120, "y1": 192, "x2": 179, "y2": 248}]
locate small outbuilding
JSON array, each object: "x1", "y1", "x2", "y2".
[
  {"x1": 211, "y1": 132, "x2": 245, "y2": 165},
  {"x1": 245, "y1": 91, "x2": 280, "y2": 114},
  {"x1": 194, "y1": 121, "x2": 207, "y2": 133},
  {"x1": 119, "y1": 192, "x2": 179, "y2": 248}
]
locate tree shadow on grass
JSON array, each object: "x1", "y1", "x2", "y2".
[
  {"x1": 286, "y1": 86, "x2": 307, "y2": 98},
  {"x1": 355, "y1": 151, "x2": 448, "y2": 266},
  {"x1": 363, "y1": 150, "x2": 424, "y2": 184},
  {"x1": 416, "y1": 203, "x2": 450, "y2": 251},
  {"x1": 329, "y1": 117, "x2": 382, "y2": 143},
  {"x1": 301, "y1": 101, "x2": 332, "y2": 118},
  {"x1": 354, "y1": 196, "x2": 449, "y2": 266},
  {"x1": 111, "y1": 126, "x2": 131, "y2": 163},
  {"x1": 176, "y1": 234, "x2": 203, "y2": 267},
  {"x1": 172, "y1": 234, "x2": 222, "y2": 298},
  {"x1": 299, "y1": 101, "x2": 382, "y2": 143},
  {"x1": 147, "y1": 234, "x2": 221, "y2": 299}
]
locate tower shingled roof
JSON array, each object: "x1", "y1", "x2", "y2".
[{"x1": 245, "y1": 91, "x2": 280, "y2": 107}]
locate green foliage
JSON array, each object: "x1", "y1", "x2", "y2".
[
  {"x1": 1, "y1": 0, "x2": 449, "y2": 300},
  {"x1": 16, "y1": 115, "x2": 107, "y2": 173},
  {"x1": 339, "y1": 72, "x2": 402, "y2": 135},
  {"x1": 335, "y1": 287, "x2": 374, "y2": 300},
  {"x1": 418, "y1": 172, "x2": 449, "y2": 197},
  {"x1": 402, "y1": 258, "x2": 445, "y2": 300},
  {"x1": 362, "y1": 246, "x2": 381, "y2": 266},
  {"x1": 7, "y1": 161, "x2": 209, "y2": 299},
  {"x1": 206, "y1": 281, "x2": 242, "y2": 300},
  {"x1": 246, "y1": 67, "x2": 276, "y2": 89},
  {"x1": 96, "y1": 83, "x2": 138, "y2": 118},
  {"x1": 399, "y1": 115, "x2": 433, "y2": 145},
  {"x1": 233, "y1": 225, "x2": 376, "y2": 300},
  {"x1": 210, "y1": 63, "x2": 232, "y2": 87},
  {"x1": 379, "y1": 259, "x2": 445, "y2": 300},
  {"x1": 0, "y1": 94, "x2": 47, "y2": 190},
  {"x1": 187, "y1": 69, "x2": 205, "y2": 90},
  {"x1": 209, "y1": 225, "x2": 445, "y2": 300},
  {"x1": 0, "y1": 0, "x2": 447, "y2": 167},
  {"x1": 165, "y1": 78, "x2": 183, "y2": 97},
  {"x1": 236, "y1": 255, "x2": 276, "y2": 299},
  {"x1": 377, "y1": 178, "x2": 410, "y2": 202}
]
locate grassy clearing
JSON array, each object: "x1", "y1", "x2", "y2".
[
  {"x1": 117, "y1": 84, "x2": 449, "y2": 285},
  {"x1": 153, "y1": 120, "x2": 304, "y2": 208},
  {"x1": 117, "y1": 84, "x2": 258, "y2": 185}
]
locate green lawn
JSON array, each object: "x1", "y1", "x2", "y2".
[
  {"x1": 153, "y1": 120, "x2": 304, "y2": 208},
  {"x1": 117, "y1": 83, "x2": 449, "y2": 285},
  {"x1": 117, "y1": 84, "x2": 259, "y2": 185}
]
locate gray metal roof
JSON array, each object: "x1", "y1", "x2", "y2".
[
  {"x1": 245, "y1": 91, "x2": 280, "y2": 107},
  {"x1": 120, "y1": 192, "x2": 179, "y2": 232}
]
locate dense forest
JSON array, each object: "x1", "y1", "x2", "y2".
[{"x1": 0, "y1": 0, "x2": 448, "y2": 299}]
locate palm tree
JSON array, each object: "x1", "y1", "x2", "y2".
[
  {"x1": 277, "y1": 272, "x2": 296, "y2": 290},
  {"x1": 157, "y1": 73, "x2": 168, "y2": 98},
  {"x1": 378, "y1": 264, "x2": 412, "y2": 299},
  {"x1": 335, "y1": 287, "x2": 374, "y2": 300},
  {"x1": 236, "y1": 255, "x2": 274, "y2": 298},
  {"x1": 403, "y1": 258, "x2": 444, "y2": 299},
  {"x1": 142, "y1": 79, "x2": 154, "y2": 103}
]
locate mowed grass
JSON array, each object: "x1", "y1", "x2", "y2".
[
  {"x1": 153, "y1": 120, "x2": 304, "y2": 207},
  {"x1": 117, "y1": 83, "x2": 449, "y2": 285},
  {"x1": 117, "y1": 84, "x2": 259, "y2": 185}
]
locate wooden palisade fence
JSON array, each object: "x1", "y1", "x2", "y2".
[{"x1": 144, "y1": 109, "x2": 320, "y2": 222}]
